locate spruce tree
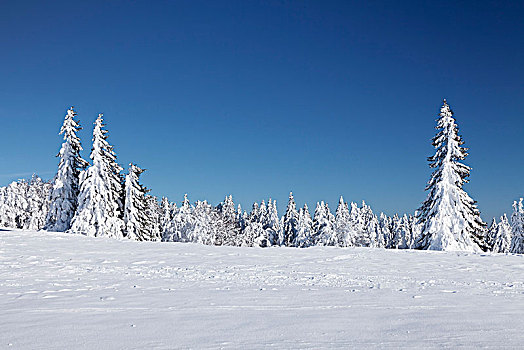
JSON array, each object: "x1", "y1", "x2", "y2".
[
  {"x1": 164, "y1": 194, "x2": 195, "y2": 242},
  {"x1": 45, "y1": 107, "x2": 88, "y2": 232},
  {"x1": 312, "y1": 201, "x2": 336, "y2": 246},
  {"x1": 486, "y1": 218, "x2": 498, "y2": 251},
  {"x1": 282, "y1": 192, "x2": 299, "y2": 246},
  {"x1": 123, "y1": 163, "x2": 151, "y2": 241},
  {"x1": 418, "y1": 99, "x2": 486, "y2": 251},
  {"x1": 380, "y1": 213, "x2": 394, "y2": 248},
  {"x1": 215, "y1": 195, "x2": 241, "y2": 245},
  {"x1": 27, "y1": 175, "x2": 52, "y2": 230},
  {"x1": 492, "y1": 214, "x2": 512, "y2": 253},
  {"x1": 510, "y1": 199, "x2": 524, "y2": 253},
  {"x1": 335, "y1": 196, "x2": 353, "y2": 247},
  {"x1": 264, "y1": 199, "x2": 281, "y2": 246},
  {"x1": 160, "y1": 197, "x2": 173, "y2": 235},
  {"x1": 70, "y1": 114, "x2": 124, "y2": 238},
  {"x1": 192, "y1": 200, "x2": 215, "y2": 245},
  {"x1": 295, "y1": 204, "x2": 314, "y2": 247},
  {"x1": 145, "y1": 195, "x2": 162, "y2": 241}
]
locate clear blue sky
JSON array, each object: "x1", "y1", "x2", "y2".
[{"x1": 1, "y1": 0, "x2": 523, "y2": 220}]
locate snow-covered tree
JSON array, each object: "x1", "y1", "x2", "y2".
[
  {"x1": 510, "y1": 199, "x2": 524, "y2": 253},
  {"x1": 163, "y1": 194, "x2": 194, "y2": 242},
  {"x1": 418, "y1": 100, "x2": 486, "y2": 252},
  {"x1": 335, "y1": 196, "x2": 353, "y2": 247},
  {"x1": 160, "y1": 197, "x2": 173, "y2": 235},
  {"x1": 282, "y1": 192, "x2": 299, "y2": 246},
  {"x1": 391, "y1": 214, "x2": 414, "y2": 249},
  {"x1": 241, "y1": 221, "x2": 263, "y2": 247},
  {"x1": 295, "y1": 204, "x2": 314, "y2": 248},
  {"x1": 0, "y1": 176, "x2": 51, "y2": 230},
  {"x1": 70, "y1": 114, "x2": 124, "y2": 238},
  {"x1": 486, "y1": 218, "x2": 498, "y2": 251},
  {"x1": 263, "y1": 199, "x2": 281, "y2": 246},
  {"x1": 312, "y1": 201, "x2": 337, "y2": 246},
  {"x1": 492, "y1": 214, "x2": 512, "y2": 253},
  {"x1": 45, "y1": 107, "x2": 88, "y2": 232},
  {"x1": 0, "y1": 180, "x2": 30, "y2": 229},
  {"x1": 214, "y1": 195, "x2": 241, "y2": 246},
  {"x1": 350, "y1": 201, "x2": 382, "y2": 247},
  {"x1": 27, "y1": 175, "x2": 52, "y2": 230},
  {"x1": 123, "y1": 163, "x2": 151, "y2": 241},
  {"x1": 380, "y1": 213, "x2": 394, "y2": 249},
  {"x1": 191, "y1": 200, "x2": 215, "y2": 245},
  {"x1": 144, "y1": 195, "x2": 162, "y2": 241}
]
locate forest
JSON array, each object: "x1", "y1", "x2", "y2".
[{"x1": 1, "y1": 101, "x2": 522, "y2": 254}]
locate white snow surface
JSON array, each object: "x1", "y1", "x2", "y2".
[{"x1": 1, "y1": 229, "x2": 524, "y2": 349}]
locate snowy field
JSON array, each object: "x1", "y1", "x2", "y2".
[{"x1": 1, "y1": 229, "x2": 524, "y2": 349}]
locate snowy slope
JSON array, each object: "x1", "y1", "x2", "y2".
[{"x1": 1, "y1": 229, "x2": 523, "y2": 349}]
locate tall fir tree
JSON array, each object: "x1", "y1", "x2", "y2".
[
  {"x1": 418, "y1": 100, "x2": 486, "y2": 251},
  {"x1": 123, "y1": 163, "x2": 151, "y2": 241},
  {"x1": 486, "y1": 218, "x2": 498, "y2": 251},
  {"x1": 335, "y1": 196, "x2": 353, "y2": 247},
  {"x1": 282, "y1": 192, "x2": 299, "y2": 246},
  {"x1": 160, "y1": 197, "x2": 173, "y2": 235},
  {"x1": 70, "y1": 114, "x2": 124, "y2": 238},
  {"x1": 510, "y1": 199, "x2": 524, "y2": 253},
  {"x1": 45, "y1": 107, "x2": 88, "y2": 231}
]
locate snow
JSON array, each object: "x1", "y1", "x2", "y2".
[{"x1": 1, "y1": 229, "x2": 524, "y2": 349}]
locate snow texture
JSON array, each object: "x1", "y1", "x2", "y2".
[{"x1": 0, "y1": 229, "x2": 523, "y2": 349}]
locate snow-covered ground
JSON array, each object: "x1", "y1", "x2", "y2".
[{"x1": 1, "y1": 229, "x2": 523, "y2": 349}]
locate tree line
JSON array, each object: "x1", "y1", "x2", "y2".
[{"x1": 1, "y1": 102, "x2": 523, "y2": 253}]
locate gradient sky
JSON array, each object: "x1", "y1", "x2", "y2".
[{"x1": 1, "y1": 0, "x2": 523, "y2": 220}]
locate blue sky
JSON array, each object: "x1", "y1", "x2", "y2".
[{"x1": 0, "y1": 0, "x2": 523, "y2": 220}]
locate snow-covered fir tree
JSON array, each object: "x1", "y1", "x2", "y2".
[
  {"x1": 163, "y1": 194, "x2": 194, "y2": 242},
  {"x1": 391, "y1": 214, "x2": 414, "y2": 249},
  {"x1": 350, "y1": 201, "x2": 382, "y2": 247},
  {"x1": 312, "y1": 201, "x2": 337, "y2": 246},
  {"x1": 335, "y1": 196, "x2": 354, "y2": 247},
  {"x1": 144, "y1": 195, "x2": 162, "y2": 241},
  {"x1": 492, "y1": 214, "x2": 512, "y2": 253},
  {"x1": 160, "y1": 197, "x2": 173, "y2": 235},
  {"x1": 349, "y1": 202, "x2": 368, "y2": 246},
  {"x1": 191, "y1": 200, "x2": 215, "y2": 245},
  {"x1": 417, "y1": 99, "x2": 486, "y2": 252},
  {"x1": 0, "y1": 176, "x2": 51, "y2": 230},
  {"x1": 264, "y1": 199, "x2": 281, "y2": 246},
  {"x1": 510, "y1": 199, "x2": 524, "y2": 253},
  {"x1": 380, "y1": 213, "x2": 394, "y2": 249},
  {"x1": 1, "y1": 180, "x2": 29, "y2": 229},
  {"x1": 70, "y1": 114, "x2": 124, "y2": 238},
  {"x1": 241, "y1": 221, "x2": 264, "y2": 247},
  {"x1": 45, "y1": 107, "x2": 88, "y2": 232},
  {"x1": 486, "y1": 218, "x2": 498, "y2": 251},
  {"x1": 123, "y1": 163, "x2": 151, "y2": 241},
  {"x1": 294, "y1": 204, "x2": 314, "y2": 248},
  {"x1": 282, "y1": 192, "x2": 299, "y2": 246},
  {"x1": 27, "y1": 175, "x2": 52, "y2": 230},
  {"x1": 214, "y1": 195, "x2": 241, "y2": 246}
]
